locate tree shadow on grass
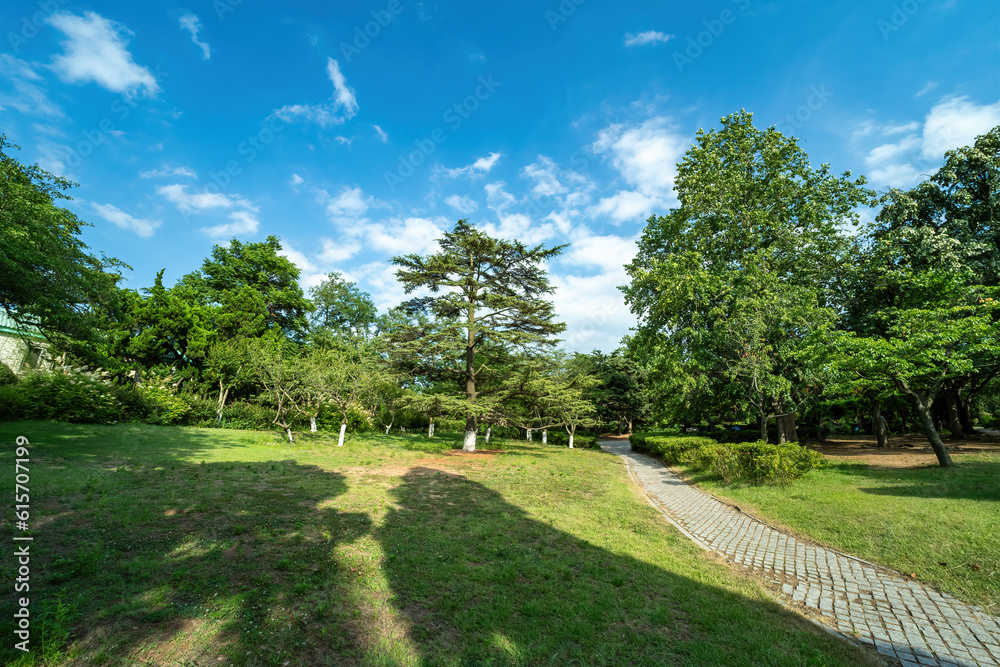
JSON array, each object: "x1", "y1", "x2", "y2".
[
  {"x1": 377, "y1": 467, "x2": 879, "y2": 666},
  {"x1": 0, "y1": 456, "x2": 380, "y2": 666},
  {"x1": 821, "y1": 458, "x2": 1000, "y2": 501}
]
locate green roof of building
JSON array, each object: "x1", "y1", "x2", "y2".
[{"x1": 0, "y1": 311, "x2": 47, "y2": 340}]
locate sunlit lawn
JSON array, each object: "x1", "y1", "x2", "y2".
[
  {"x1": 679, "y1": 452, "x2": 1000, "y2": 616},
  {"x1": 0, "y1": 422, "x2": 882, "y2": 666}
]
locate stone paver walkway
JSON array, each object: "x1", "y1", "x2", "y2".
[{"x1": 601, "y1": 439, "x2": 1000, "y2": 667}]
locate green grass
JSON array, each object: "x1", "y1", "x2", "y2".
[
  {"x1": 0, "y1": 421, "x2": 882, "y2": 666},
  {"x1": 680, "y1": 454, "x2": 1000, "y2": 615}
]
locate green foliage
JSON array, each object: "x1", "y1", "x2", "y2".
[
  {"x1": 0, "y1": 136, "x2": 126, "y2": 364},
  {"x1": 308, "y1": 272, "x2": 379, "y2": 341},
  {"x1": 137, "y1": 381, "x2": 191, "y2": 425},
  {"x1": 629, "y1": 432, "x2": 824, "y2": 484},
  {"x1": 0, "y1": 362, "x2": 18, "y2": 386},
  {"x1": 390, "y1": 220, "x2": 567, "y2": 443},
  {"x1": 9, "y1": 369, "x2": 120, "y2": 423}
]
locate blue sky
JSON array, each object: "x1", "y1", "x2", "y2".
[{"x1": 2, "y1": 0, "x2": 998, "y2": 351}]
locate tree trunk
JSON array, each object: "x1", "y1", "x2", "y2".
[
  {"x1": 337, "y1": 421, "x2": 347, "y2": 447},
  {"x1": 759, "y1": 413, "x2": 769, "y2": 443},
  {"x1": 542, "y1": 429, "x2": 547, "y2": 445},
  {"x1": 943, "y1": 392, "x2": 965, "y2": 439},
  {"x1": 772, "y1": 399, "x2": 786, "y2": 444},
  {"x1": 957, "y1": 396, "x2": 975, "y2": 435},
  {"x1": 780, "y1": 414, "x2": 798, "y2": 443},
  {"x1": 428, "y1": 417, "x2": 434, "y2": 438},
  {"x1": 907, "y1": 393, "x2": 954, "y2": 467},
  {"x1": 485, "y1": 425, "x2": 492, "y2": 444},
  {"x1": 871, "y1": 396, "x2": 887, "y2": 448},
  {"x1": 567, "y1": 423, "x2": 576, "y2": 449},
  {"x1": 527, "y1": 428, "x2": 532, "y2": 441},
  {"x1": 216, "y1": 381, "x2": 229, "y2": 425},
  {"x1": 462, "y1": 414, "x2": 476, "y2": 452},
  {"x1": 286, "y1": 428, "x2": 293, "y2": 443},
  {"x1": 310, "y1": 416, "x2": 317, "y2": 433}
]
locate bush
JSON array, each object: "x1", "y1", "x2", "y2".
[
  {"x1": 13, "y1": 370, "x2": 119, "y2": 423},
  {"x1": 220, "y1": 400, "x2": 276, "y2": 430},
  {"x1": 629, "y1": 432, "x2": 825, "y2": 485},
  {"x1": 136, "y1": 382, "x2": 190, "y2": 425},
  {"x1": 708, "y1": 428, "x2": 778, "y2": 444},
  {"x1": 0, "y1": 385, "x2": 29, "y2": 420},
  {"x1": 0, "y1": 362, "x2": 18, "y2": 386}
]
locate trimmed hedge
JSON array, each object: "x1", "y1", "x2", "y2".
[{"x1": 628, "y1": 432, "x2": 825, "y2": 485}]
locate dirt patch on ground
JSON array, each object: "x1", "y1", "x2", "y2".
[{"x1": 809, "y1": 433, "x2": 1000, "y2": 468}]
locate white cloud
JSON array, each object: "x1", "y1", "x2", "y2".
[
  {"x1": 179, "y1": 14, "x2": 211, "y2": 60},
  {"x1": 91, "y1": 203, "x2": 160, "y2": 237},
  {"x1": 290, "y1": 173, "x2": 304, "y2": 186},
  {"x1": 921, "y1": 96, "x2": 1000, "y2": 159},
  {"x1": 439, "y1": 152, "x2": 501, "y2": 178},
  {"x1": 590, "y1": 116, "x2": 687, "y2": 222},
  {"x1": 139, "y1": 165, "x2": 197, "y2": 179},
  {"x1": 562, "y1": 232, "x2": 638, "y2": 272},
  {"x1": 364, "y1": 216, "x2": 447, "y2": 255},
  {"x1": 322, "y1": 186, "x2": 370, "y2": 226},
  {"x1": 444, "y1": 194, "x2": 478, "y2": 214},
  {"x1": 373, "y1": 124, "x2": 388, "y2": 142},
  {"x1": 200, "y1": 210, "x2": 259, "y2": 238},
  {"x1": 272, "y1": 57, "x2": 358, "y2": 127},
  {"x1": 624, "y1": 31, "x2": 673, "y2": 47},
  {"x1": 0, "y1": 55, "x2": 63, "y2": 118},
  {"x1": 318, "y1": 237, "x2": 362, "y2": 263},
  {"x1": 916, "y1": 81, "x2": 938, "y2": 97},
  {"x1": 550, "y1": 268, "x2": 634, "y2": 353},
  {"x1": 157, "y1": 184, "x2": 253, "y2": 214},
  {"x1": 859, "y1": 95, "x2": 1000, "y2": 188},
  {"x1": 48, "y1": 12, "x2": 159, "y2": 97},
  {"x1": 484, "y1": 181, "x2": 516, "y2": 212},
  {"x1": 522, "y1": 156, "x2": 565, "y2": 197}
]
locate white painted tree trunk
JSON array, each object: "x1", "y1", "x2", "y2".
[
  {"x1": 337, "y1": 421, "x2": 347, "y2": 447},
  {"x1": 542, "y1": 429, "x2": 547, "y2": 445},
  {"x1": 527, "y1": 429, "x2": 532, "y2": 441},
  {"x1": 385, "y1": 426, "x2": 390, "y2": 435},
  {"x1": 428, "y1": 422, "x2": 434, "y2": 437},
  {"x1": 569, "y1": 434, "x2": 574, "y2": 449},
  {"x1": 310, "y1": 417, "x2": 317, "y2": 432},
  {"x1": 485, "y1": 426, "x2": 491, "y2": 444},
  {"x1": 463, "y1": 429, "x2": 477, "y2": 452},
  {"x1": 286, "y1": 428, "x2": 293, "y2": 443}
]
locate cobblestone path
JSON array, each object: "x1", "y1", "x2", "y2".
[{"x1": 602, "y1": 439, "x2": 1000, "y2": 667}]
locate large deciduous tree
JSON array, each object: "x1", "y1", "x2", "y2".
[
  {"x1": 391, "y1": 220, "x2": 566, "y2": 451},
  {"x1": 0, "y1": 137, "x2": 126, "y2": 362},
  {"x1": 623, "y1": 111, "x2": 872, "y2": 441},
  {"x1": 180, "y1": 235, "x2": 312, "y2": 340}
]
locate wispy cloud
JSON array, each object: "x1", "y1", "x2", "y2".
[
  {"x1": 272, "y1": 57, "x2": 358, "y2": 127},
  {"x1": 373, "y1": 124, "x2": 389, "y2": 142},
  {"x1": 91, "y1": 203, "x2": 161, "y2": 237},
  {"x1": 438, "y1": 152, "x2": 502, "y2": 178},
  {"x1": 0, "y1": 55, "x2": 63, "y2": 118},
  {"x1": 140, "y1": 165, "x2": 197, "y2": 179},
  {"x1": 624, "y1": 31, "x2": 673, "y2": 47},
  {"x1": 157, "y1": 184, "x2": 253, "y2": 214},
  {"x1": 48, "y1": 11, "x2": 159, "y2": 97},
  {"x1": 444, "y1": 194, "x2": 478, "y2": 214},
  {"x1": 179, "y1": 14, "x2": 211, "y2": 60},
  {"x1": 201, "y1": 210, "x2": 260, "y2": 238}
]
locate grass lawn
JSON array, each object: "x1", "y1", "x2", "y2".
[
  {"x1": 678, "y1": 452, "x2": 1000, "y2": 616},
  {"x1": 0, "y1": 422, "x2": 882, "y2": 666}
]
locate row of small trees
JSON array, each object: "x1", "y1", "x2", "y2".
[{"x1": 623, "y1": 113, "x2": 1000, "y2": 467}]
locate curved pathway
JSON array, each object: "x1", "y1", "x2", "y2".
[{"x1": 601, "y1": 438, "x2": 1000, "y2": 667}]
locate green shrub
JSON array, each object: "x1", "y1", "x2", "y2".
[
  {"x1": 137, "y1": 383, "x2": 190, "y2": 425},
  {"x1": 0, "y1": 385, "x2": 29, "y2": 420},
  {"x1": 220, "y1": 401, "x2": 275, "y2": 430},
  {"x1": 630, "y1": 432, "x2": 825, "y2": 485},
  {"x1": 14, "y1": 370, "x2": 119, "y2": 423},
  {"x1": 178, "y1": 395, "x2": 221, "y2": 427},
  {"x1": 110, "y1": 386, "x2": 154, "y2": 422},
  {"x1": 0, "y1": 362, "x2": 18, "y2": 386}
]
